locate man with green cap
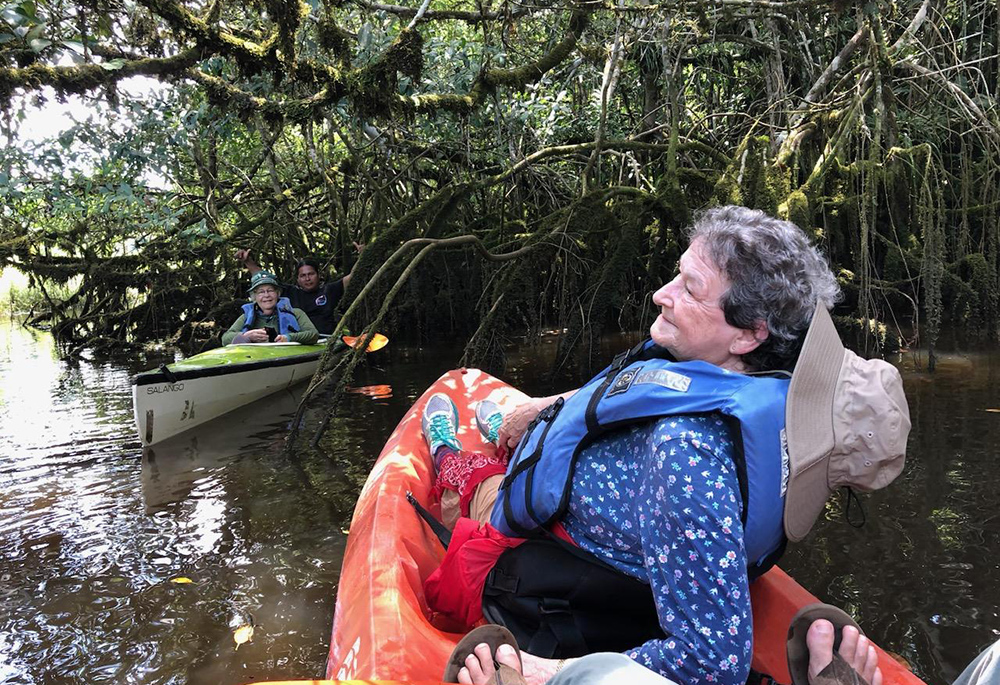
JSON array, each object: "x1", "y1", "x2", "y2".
[{"x1": 221, "y1": 271, "x2": 319, "y2": 345}]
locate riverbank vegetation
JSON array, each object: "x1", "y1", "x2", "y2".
[{"x1": 1, "y1": 0, "x2": 998, "y2": 379}]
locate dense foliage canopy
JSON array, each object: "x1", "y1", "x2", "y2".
[{"x1": 1, "y1": 0, "x2": 998, "y2": 376}]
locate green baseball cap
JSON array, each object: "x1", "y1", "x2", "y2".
[{"x1": 248, "y1": 270, "x2": 281, "y2": 295}]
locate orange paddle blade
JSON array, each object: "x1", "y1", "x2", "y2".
[{"x1": 341, "y1": 333, "x2": 389, "y2": 353}]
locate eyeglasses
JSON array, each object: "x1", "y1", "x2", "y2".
[{"x1": 254, "y1": 287, "x2": 278, "y2": 295}]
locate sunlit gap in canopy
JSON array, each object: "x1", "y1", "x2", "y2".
[{"x1": 13, "y1": 74, "x2": 173, "y2": 190}]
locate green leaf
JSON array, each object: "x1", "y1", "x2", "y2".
[
  {"x1": 28, "y1": 37, "x2": 51, "y2": 52},
  {"x1": 24, "y1": 21, "x2": 45, "y2": 40},
  {"x1": 101, "y1": 58, "x2": 126, "y2": 71},
  {"x1": 18, "y1": 0, "x2": 37, "y2": 20}
]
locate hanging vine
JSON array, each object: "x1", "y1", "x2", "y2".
[{"x1": 918, "y1": 151, "x2": 945, "y2": 371}]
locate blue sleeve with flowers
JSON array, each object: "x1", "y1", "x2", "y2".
[{"x1": 562, "y1": 414, "x2": 752, "y2": 685}]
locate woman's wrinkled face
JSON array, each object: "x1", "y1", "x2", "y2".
[
  {"x1": 650, "y1": 239, "x2": 759, "y2": 371},
  {"x1": 253, "y1": 285, "x2": 279, "y2": 314}
]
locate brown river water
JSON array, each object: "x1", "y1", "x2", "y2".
[{"x1": 0, "y1": 319, "x2": 998, "y2": 685}]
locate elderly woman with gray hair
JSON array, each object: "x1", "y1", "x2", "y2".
[{"x1": 418, "y1": 205, "x2": 909, "y2": 685}]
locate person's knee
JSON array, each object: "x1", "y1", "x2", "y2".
[
  {"x1": 551, "y1": 653, "x2": 677, "y2": 685},
  {"x1": 954, "y1": 637, "x2": 1000, "y2": 685}
]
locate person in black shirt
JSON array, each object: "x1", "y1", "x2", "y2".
[{"x1": 234, "y1": 246, "x2": 363, "y2": 335}]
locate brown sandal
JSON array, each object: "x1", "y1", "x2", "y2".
[
  {"x1": 787, "y1": 603, "x2": 870, "y2": 685},
  {"x1": 443, "y1": 624, "x2": 525, "y2": 684}
]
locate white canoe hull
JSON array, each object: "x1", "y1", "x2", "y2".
[{"x1": 132, "y1": 355, "x2": 320, "y2": 445}]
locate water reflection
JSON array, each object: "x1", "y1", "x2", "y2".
[
  {"x1": 0, "y1": 321, "x2": 376, "y2": 684},
  {"x1": 141, "y1": 386, "x2": 304, "y2": 511}
]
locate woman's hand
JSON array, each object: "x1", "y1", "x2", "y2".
[
  {"x1": 274, "y1": 334, "x2": 289, "y2": 342},
  {"x1": 497, "y1": 391, "x2": 577, "y2": 455},
  {"x1": 496, "y1": 397, "x2": 547, "y2": 455},
  {"x1": 245, "y1": 328, "x2": 269, "y2": 343}
]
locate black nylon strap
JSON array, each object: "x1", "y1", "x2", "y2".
[
  {"x1": 585, "y1": 357, "x2": 624, "y2": 434},
  {"x1": 501, "y1": 487, "x2": 535, "y2": 536},
  {"x1": 842, "y1": 486, "x2": 867, "y2": 529},
  {"x1": 536, "y1": 599, "x2": 586, "y2": 657},
  {"x1": 405, "y1": 491, "x2": 451, "y2": 549},
  {"x1": 526, "y1": 626, "x2": 558, "y2": 659}
]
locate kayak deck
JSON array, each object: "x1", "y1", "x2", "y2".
[
  {"x1": 134, "y1": 342, "x2": 326, "y2": 386},
  {"x1": 321, "y1": 368, "x2": 924, "y2": 685}
]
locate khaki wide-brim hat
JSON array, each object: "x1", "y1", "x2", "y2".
[{"x1": 783, "y1": 304, "x2": 911, "y2": 542}]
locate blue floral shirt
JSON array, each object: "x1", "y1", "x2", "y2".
[{"x1": 561, "y1": 414, "x2": 751, "y2": 685}]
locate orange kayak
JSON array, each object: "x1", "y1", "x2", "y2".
[{"x1": 308, "y1": 368, "x2": 925, "y2": 685}]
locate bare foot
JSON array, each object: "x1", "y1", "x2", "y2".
[
  {"x1": 806, "y1": 619, "x2": 883, "y2": 685},
  {"x1": 455, "y1": 642, "x2": 564, "y2": 685},
  {"x1": 456, "y1": 642, "x2": 522, "y2": 684}
]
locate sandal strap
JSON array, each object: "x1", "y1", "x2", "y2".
[
  {"x1": 811, "y1": 652, "x2": 871, "y2": 685},
  {"x1": 489, "y1": 663, "x2": 528, "y2": 685}
]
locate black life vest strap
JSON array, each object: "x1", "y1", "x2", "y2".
[
  {"x1": 500, "y1": 398, "x2": 566, "y2": 536},
  {"x1": 501, "y1": 398, "x2": 566, "y2": 489},
  {"x1": 584, "y1": 343, "x2": 639, "y2": 433}
]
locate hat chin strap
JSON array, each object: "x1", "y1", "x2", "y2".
[{"x1": 840, "y1": 486, "x2": 866, "y2": 529}]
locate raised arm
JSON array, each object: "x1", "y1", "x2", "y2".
[
  {"x1": 234, "y1": 248, "x2": 262, "y2": 276},
  {"x1": 341, "y1": 241, "x2": 365, "y2": 289}
]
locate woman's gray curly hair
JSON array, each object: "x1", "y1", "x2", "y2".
[{"x1": 688, "y1": 205, "x2": 840, "y2": 372}]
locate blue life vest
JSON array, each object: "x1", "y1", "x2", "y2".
[
  {"x1": 490, "y1": 339, "x2": 790, "y2": 576},
  {"x1": 241, "y1": 297, "x2": 301, "y2": 336}
]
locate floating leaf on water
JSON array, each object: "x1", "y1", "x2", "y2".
[
  {"x1": 885, "y1": 650, "x2": 912, "y2": 670},
  {"x1": 340, "y1": 528, "x2": 350, "y2": 535},
  {"x1": 170, "y1": 577, "x2": 193, "y2": 584},
  {"x1": 985, "y1": 409, "x2": 1000, "y2": 413},
  {"x1": 233, "y1": 624, "x2": 254, "y2": 649}
]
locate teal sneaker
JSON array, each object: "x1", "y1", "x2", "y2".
[
  {"x1": 475, "y1": 399, "x2": 504, "y2": 446},
  {"x1": 422, "y1": 393, "x2": 462, "y2": 456}
]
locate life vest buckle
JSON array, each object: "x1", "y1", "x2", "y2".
[
  {"x1": 536, "y1": 396, "x2": 565, "y2": 422},
  {"x1": 608, "y1": 349, "x2": 630, "y2": 375}
]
